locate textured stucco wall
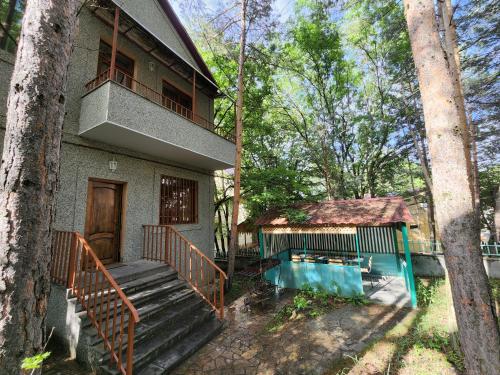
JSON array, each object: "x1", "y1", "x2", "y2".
[
  {"x1": 55, "y1": 142, "x2": 215, "y2": 260},
  {"x1": 79, "y1": 81, "x2": 234, "y2": 168}
]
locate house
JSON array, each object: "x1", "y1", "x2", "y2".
[{"x1": 0, "y1": 0, "x2": 234, "y2": 373}]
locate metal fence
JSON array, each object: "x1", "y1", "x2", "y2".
[{"x1": 403, "y1": 239, "x2": 499, "y2": 257}]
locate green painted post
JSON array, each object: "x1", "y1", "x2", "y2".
[
  {"x1": 258, "y1": 227, "x2": 264, "y2": 258},
  {"x1": 354, "y1": 229, "x2": 361, "y2": 270},
  {"x1": 402, "y1": 223, "x2": 417, "y2": 308},
  {"x1": 392, "y1": 226, "x2": 401, "y2": 273},
  {"x1": 303, "y1": 233, "x2": 308, "y2": 255}
]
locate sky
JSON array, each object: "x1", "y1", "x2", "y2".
[{"x1": 171, "y1": 0, "x2": 296, "y2": 25}]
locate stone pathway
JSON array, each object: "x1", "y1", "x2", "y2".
[{"x1": 172, "y1": 293, "x2": 410, "y2": 375}]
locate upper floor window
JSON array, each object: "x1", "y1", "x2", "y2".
[
  {"x1": 162, "y1": 80, "x2": 192, "y2": 118},
  {"x1": 97, "y1": 40, "x2": 135, "y2": 88},
  {"x1": 159, "y1": 175, "x2": 198, "y2": 225},
  {"x1": 0, "y1": 0, "x2": 26, "y2": 54}
]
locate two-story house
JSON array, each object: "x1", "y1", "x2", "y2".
[{"x1": 0, "y1": 0, "x2": 234, "y2": 373}]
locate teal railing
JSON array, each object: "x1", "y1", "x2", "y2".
[{"x1": 402, "y1": 239, "x2": 499, "y2": 257}]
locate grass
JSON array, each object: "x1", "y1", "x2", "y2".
[
  {"x1": 265, "y1": 284, "x2": 368, "y2": 333},
  {"x1": 328, "y1": 277, "x2": 466, "y2": 375}
]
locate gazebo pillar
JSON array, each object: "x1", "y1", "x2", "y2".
[{"x1": 401, "y1": 222, "x2": 417, "y2": 308}]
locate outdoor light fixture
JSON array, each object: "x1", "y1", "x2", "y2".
[
  {"x1": 149, "y1": 61, "x2": 155, "y2": 72},
  {"x1": 109, "y1": 157, "x2": 117, "y2": 172}
]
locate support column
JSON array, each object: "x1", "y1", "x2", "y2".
[
  {"x1": 392, "y1": 225, "x2": 402, "y2": 273},
  {"x1": 258, "y1": 227, "x2": 264, "y2": 258},
  {"x1": 192, "y1": 70, "x2": 196, "y2": 116},
  {"x1": 402, "y1": 222, "x2": 417, "y2": 308},
  {"x1": 109, "y1": 6, "x2": 120, "y2": 80}
]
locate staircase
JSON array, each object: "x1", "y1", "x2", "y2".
[{"x1": 77, "y1": 260, "x2": 223, "y2": 374}]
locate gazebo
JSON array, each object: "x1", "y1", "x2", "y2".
[{"x1": 254, "y1": 197, "x2": 417, "y2": 307}]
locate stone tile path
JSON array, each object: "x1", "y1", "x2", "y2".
[{"x1": 172, "y1": 293, "x2": 410, "y2": 375}]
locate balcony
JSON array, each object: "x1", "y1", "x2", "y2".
[{"x1": 79, "y1": 69, "x2": 235, "y2": 170}]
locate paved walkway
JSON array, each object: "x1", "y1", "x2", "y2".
[{"x1": 172, "y1": 293, "x2": 410, "y2": 375}]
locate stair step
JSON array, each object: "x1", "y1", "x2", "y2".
[
  {"x1": 99, "y1": 306, "x2": 213, "y2": 370},
  {"x1": 76, "y1": 278, "x2": 186, "y2": 319},
  {"x1": 110, "y1": 261, "x2": 172, "y2": 284},
  {"x1": 139, "y1": 318, "x2": 223, "y2": 374},
  {"x1": 100, "y1": 315, "x2": 222, "y2": 375},
  {"x1": 70, "y1": 269, "x2": 178, "y2": 309},
  {"x1": 86, "y1": 294, "x2": 206, "y2": 347}
]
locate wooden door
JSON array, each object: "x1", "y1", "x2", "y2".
[{"x1": 85, "y1": 180, "x2": 123, "y2": 264}]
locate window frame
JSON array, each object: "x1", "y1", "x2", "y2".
[{"x1": 159, "y1": 175, "x2": 198, "y2": 225}]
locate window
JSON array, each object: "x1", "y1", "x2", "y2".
[
  {"x1": 97, "y1": 40, "x2": 135, "y2": 88},
  {"x1": 160, "y1": 175, "x2": 198, "y2": 225},
  {"x1": 162, "y1": 80, "x2": 192, "y2": 118},
  {"x1": 0, "y1": 0, "x2": 26, "y2": 53}
]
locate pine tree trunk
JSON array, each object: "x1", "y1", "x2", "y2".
[
  {"x1": 227, "y1": 0, "x2": 247, "y2": 285},
  {"x1": 0, "y1": 1, "x2": 79, "y2": 372},
  {"x1": 404, "y1": 1, "x2": 500, "y2": 373}
]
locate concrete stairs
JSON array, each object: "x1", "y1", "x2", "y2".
[{"x1": 75, "y1": 260, "x2": 222, "y2": 374}]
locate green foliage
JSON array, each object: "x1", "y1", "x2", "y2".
[
  {"x1": 293, "y1": 294, "x2": 311, "y2": 311},
  {"x1": 21, "y1": 351, "x2": 51, "y2": 371},
  {"x1": 478, "y1": 165, "x2": 500, "y2": 232},
  {"x1": 416, "y1": 278, "x2": 442, "y2": 308},
  {"x1": 283, "y1": 208, "x2": 310, "y2": 224},
  {"x1": 265, "y1": 283, "x2": 371, "y2": 333}
]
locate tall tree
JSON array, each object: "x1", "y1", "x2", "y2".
[
  {"x1": 403, "y1": 0, "x2": 500, "y2": 373},
  {"x1": 227, "y1": 0, "x2": 247, "y2": 284},
  {"x1": 0, "y1": 0, "x2": 79, "y2": 372}
]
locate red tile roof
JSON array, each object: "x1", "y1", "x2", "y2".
[{"x1": 255, "y1": 197, "x2": 414, "y2": 227}]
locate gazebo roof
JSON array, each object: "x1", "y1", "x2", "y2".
[{"x1": 255, "y1": 197, "x2": 413, "y2": 227}]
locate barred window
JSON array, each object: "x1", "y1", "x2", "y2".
[{"x1": 160, "y1": 175, "x2": 198, "y2": 225}]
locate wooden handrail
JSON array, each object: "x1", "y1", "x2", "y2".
[
  {"x1": 51, "y1": 231, "x2": 139, "y2": 375},
  {"x1": 142, "y1": 224, "x2": 227, "y2": 319},
  {"x1": 83, "y1": 68, "x2": 236, "y2": 143}
]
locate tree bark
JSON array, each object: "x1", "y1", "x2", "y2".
[
  {"x1": 437, "y1": 0, "x2": 475, "y2": 205},
  {"x1": 404, "y1": 1, "x2": 500, "y2": 374},
  {"x1": 0, "y1": 1, "x2": 79, "y2": 372},
  {"x1": 227, "y1": 0, "x2": 247, "y2": 285}
]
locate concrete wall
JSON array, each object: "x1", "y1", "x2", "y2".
[
  {"x1": 411, "y1": 253, "x2": 500, "y2": 279},
  {"x1": 79, "y1": 81, "x2": 234, "y2": 169},
  {"x1": 55, "y1": 142, "x2": 215, "y2": 260}
]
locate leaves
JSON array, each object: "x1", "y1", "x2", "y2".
[{"x1": 21, "y1": 351, "x2": 51, "y2": 370}]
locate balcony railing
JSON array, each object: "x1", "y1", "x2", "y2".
[{"x1": 84, "y1": 68, "x2": 235, "y2": 143}]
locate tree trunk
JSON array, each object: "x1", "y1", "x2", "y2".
[
  {"x1": 495, "y1": 186, "x2": 500, "y2": 243},
  {"x1": 437, "y1": 0, "x2": 475, "y2": 205},
  {"x1": 0, "y1": 0, "x2": 17, "y2": 49},
  {"x1": 404, "y1": 1, "x2": 500, "y2": 374},
  {"x1": 0, "y1": 1, "x2": 79, "y2": 372},
  {"x1": 227, "y1": 0, "x2": 247, "y2": 285}
]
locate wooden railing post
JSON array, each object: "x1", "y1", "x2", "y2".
[
  {"x1": 142, "y1": 225, "x2": 227, "y2": 320},
  {"x1": 66, "y1": 232, "x2": 77, "y2": 289},
  {"x1": 109, "y1": 7, "x2": 120, "y2": 80},
  {"x1": 126, "y1": 317, "x2": 135, "y2": 375}
]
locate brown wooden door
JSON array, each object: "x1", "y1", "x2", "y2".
[{"x1": 85, "y1": 180, "x2": 123, "y2": 264}]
